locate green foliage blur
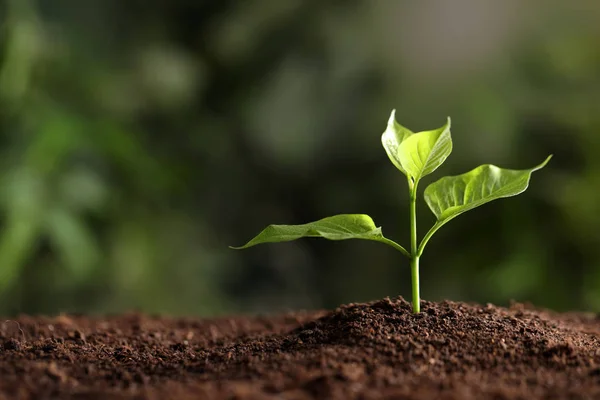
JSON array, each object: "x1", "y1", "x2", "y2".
[{"x1": 0, "y1": 0, "x2": 598, "y2": 316}]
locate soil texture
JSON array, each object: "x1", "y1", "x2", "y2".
[{"x1": 1, "y1": 297, "x2": 599, "y2": 399}]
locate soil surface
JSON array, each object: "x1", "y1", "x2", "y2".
[{"x1": 1, "y1": 297, "x2": 599, "y2": 400}]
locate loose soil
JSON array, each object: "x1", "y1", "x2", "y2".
[{"x1": 1, "y1": 297, "x2": 599, "y2": 400}]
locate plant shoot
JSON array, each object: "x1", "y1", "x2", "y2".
[{"x1": 232, "y1": 110, "x2": 552, "y2": 313}]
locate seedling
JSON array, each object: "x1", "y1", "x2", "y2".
[{"x1": 232, "y1": 110, "x2": 552, "y2": 313}]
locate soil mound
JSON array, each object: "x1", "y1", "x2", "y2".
[{"x1": 1, "y1": 297, "x2": 599, "y2": 399}]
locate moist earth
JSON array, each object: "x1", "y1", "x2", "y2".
[{"x1": 1, "y1": 297, "x2": 599, "y2": 399}]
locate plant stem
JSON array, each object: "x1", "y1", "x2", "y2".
[
  {"x1": 410, "y1": 251, "x2": 420, "y2": 313},
  {"x1": 409, "y1": 179, "x2": 420, "y2": 313}
]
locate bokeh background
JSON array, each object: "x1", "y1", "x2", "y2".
[{"x1": 0, "y1": 0, "x2": 598, "y2": 316}]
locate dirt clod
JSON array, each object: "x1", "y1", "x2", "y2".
[
  {"x1": 0, "y1": 297, "x2": 599, "y2": 399},
  {"x1": 2, "y1": 338, "x2": 21, "y2": 351}
]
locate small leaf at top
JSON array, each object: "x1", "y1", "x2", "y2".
[
  {"x1": 424, "y1": 155, "x2": 552, "y2": 224},
  {"x1": 398, "y1": 117, "x2": 452, "y2": 182},
  {"x1": 231, "y1": 214, "x2": 409, "y2": 257},
  {"x1": 381, "y1": 110, "x2": 414, "y2": 176}
]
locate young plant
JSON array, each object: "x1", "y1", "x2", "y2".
[{"x1": 232, "y1": 110, "x2": 552, "y2": 313}]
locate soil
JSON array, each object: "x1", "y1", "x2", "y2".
[{"x1": 1, "y1": 297, "x2": 599, "y2": 400}]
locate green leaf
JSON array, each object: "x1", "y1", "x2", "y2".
[
  {"x1": 381, "y1": 110, "x2": 414, "y2": 176},
  {"x1": 418, "y1": 155, "x2": 552, "y2": 256},
  {"x1": 231, "y1": 214, "x2": 409, "y2": 258},
  {"x1": 398, "y1": 117, "x2": 452, "y2": 182},
  {"x1": 424, "y1": 155, "x2": 552, "y2": 223}
]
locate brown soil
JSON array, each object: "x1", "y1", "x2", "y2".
[{"x1": 1, "y1": 297, "x2": 599, "y2": 400}]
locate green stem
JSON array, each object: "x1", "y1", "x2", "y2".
[
  {"x1": 417, "y1": 220, "x2": 448, "y2": 257},
  {"x1": 381, "y1": 238, "x2": 411, "y2": 259},
  {"x1": 410, "y1": 251, "x2": 420, "y2": 313},
  {"x1": 409, "y1": 179, "x2": 420, "y2": 313}
]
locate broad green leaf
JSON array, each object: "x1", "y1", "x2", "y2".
[
  {"x1": 381, "y1": 110, "x2": 414, "y2": 176},
  {"x1": 398, "y1": 117, "x2": 452, "y2": 182},
  {"x1": 231, "y1": 214, "x2": 409, "y2": 257},
  {"x1": 424, "y1": 155, "x2": 552, "y2": 223}
]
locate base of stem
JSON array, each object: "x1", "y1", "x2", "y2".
[{"x1": 410, "y1": 256, "x2": 420, "y2": 313}]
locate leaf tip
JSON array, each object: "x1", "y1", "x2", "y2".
[
  {"x1": 229, "y1": 244, "x2": 250, "y2": 250},
  {"x1": 388, "y1": 109, "x2": 397, "y2": 125},
  {"x1": 536, "y1": 154, "x2": 553, "y2": 170}
]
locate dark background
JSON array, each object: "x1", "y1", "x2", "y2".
[{"x1": 0, "y1": 0, "x2": 598, "y2": 316}]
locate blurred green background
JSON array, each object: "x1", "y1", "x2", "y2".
[{"x1": 0, "y1": 0, "x2": 598, "y2": 316}]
